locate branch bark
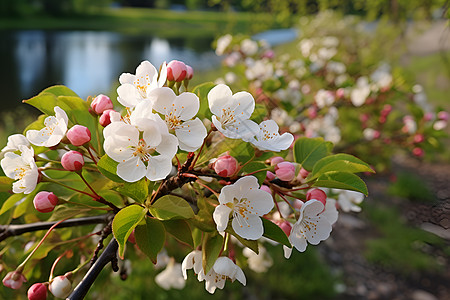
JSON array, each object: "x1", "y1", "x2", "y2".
[
  {"x1": 0, "y1": 214, "x2": 113, "y2": 242},
  {"x1": 68, "y1": 238, "x2": 118, "y2": 300}
]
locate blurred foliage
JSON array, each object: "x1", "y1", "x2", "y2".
[
  {"x1": 388, "y1": 171, "x2": 435, "y2": 203},
  {"x1": 364, "y1": 204, "x2": 448, "y2": 274}
]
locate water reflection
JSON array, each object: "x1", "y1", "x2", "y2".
[{"x1": 0, "y1": 30, "x2": 218, "y2": 111}]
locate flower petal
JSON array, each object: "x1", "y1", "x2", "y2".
[
  {"x1": 213, "y1": 205, "x2": 232, "y2": 232},
  {"x1": 146, "y1": 155, "x2": 173, "y2": 181},
  {"x1": 117, "y1": 156, "x2": 146, "y2": 182},
  {"x1": 208, "y1": 84, "x2": 233, "y2": 116},
  {"x1": 175, "y1": 118, "x2": 207, "y2": 151},
  {"x1": 232, "y1": 214, "x2": 263, "y2": 240}
]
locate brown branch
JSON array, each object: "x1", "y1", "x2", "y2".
[{"x1": 0, "y1": 214, "x2": 113, "y2": 242}]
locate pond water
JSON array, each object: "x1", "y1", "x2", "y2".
[{"x1": 0, "y1": 30, "x2": 219, "y2": 111}]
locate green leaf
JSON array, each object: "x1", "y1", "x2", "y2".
[
  {"x1": 293, "y1": 137, "x2": 332, "y2": 171},
  {"x1": 240, "y1": 161, "x2": 267, "y2": 185},
  {"x1": 202, "y1": 233, "x2": 223, "y2": 274},
  {"x1": 112, "y1": 205, "x2": 147, "y2": 259},
  {"x1": 0, "y1": 176, "x2": 14, "y2": 192},
  {"x1": 114, "y1": 178, "x2": 148, "y2": 203},
  {"x1": 149, "y1": 195, "x2": 195, "y2": 220},
  {"x1": 163, "y1": 219, "x2": 194, "y2": 248},
  {"x1": 23, "y1": 92, "x2": 57, "y2": 116},
  {"x1": 309, "y1": 154, "x2": 375, "y2": 180},
  {"x1": 313, "y1": 171, "x2": 368, "y2": 196},
  {"x1": 134, "y1": 217, "x2": 166, "y2": 264},
  {"x1": 261, "y1": 217, "x2": 291, "y2": 247},
  {"x1": 39, "y1": 85, "x2": 79, "y2": 98},
  {"x1": 0, "y1": 193, "x2": 24, "y2": 216},
  {"x1": 190, "y1": 197, "x2": 216, "y2": 232},
  {"x1": 251, "y1": 103, "x2": 268, "y2": 123},
  {"x1": 192, "y1": 82, "x2": 215, "y2": 120},
  {"x1": 97, "y1": 155, "x2": 125, "y2": 183}
]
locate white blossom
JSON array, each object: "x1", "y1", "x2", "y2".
[
  {"x1": 181, "y1": 250, "x2": 203, "y2": 280},
  {"x1": 1, "y1": 134, "x2": 30, "y2": 156},
  {"x1": 315, "y1": 89, "x2": 335, "y2": 108},
  {"x1": 286, "y1": 200, "x2": 332, "y2": 256},
  {"x1": 117, "y1": 60, "x2": 167, "y2": 108},
  {"x1": 249, "y1": 120, "x2": 294, "y2": 152},
  {"x1": 243, "y1": 245, "x2": 273, "y2": 273},
  {"x1": 208, "y1": 84, "x2": 259, "y2": 141},
  {"x1": 198, "y1": 257, "x2": 246, "y2": 294},
  {"x1": 213, "y1": 176, "x2": 274, "y2": 240},
  {"x1": 1, "y1": 145, "x2": 39, "y2": 194},
  {"x1": 151, "y1": 87, "x2": 207, "y2": 152},
  {"x1": 350, "y1": 77, "x2": 370, "y2": 107},
  {"x1": 26, "y1": 106, "x2": 68, "y2": 147},
  {"x1": 240, "y1": 39, "x2": 258, "y2": 56},
  {"x1": 215, "y1": 34, "x2": 232, "y2": 56},
  {"x1": 335, "y1": 189, "x2": 364, "y2": 212},
  {"x1": 155, "y1": 259, "x2": 186, "y2": 290}
]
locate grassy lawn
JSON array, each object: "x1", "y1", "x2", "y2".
[{"x1": 0, "y1": 7, "x2": 283, "y2": 38}]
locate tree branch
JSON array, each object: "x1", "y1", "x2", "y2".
[
  {"x1": 68, "y1": 238, "x2": 118, "y2": 300},
  {"x1": 0, "y1": 214, "x2": 113, "y2": 242}
]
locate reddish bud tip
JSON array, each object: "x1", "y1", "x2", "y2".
[
  {"x1": 28, "y1": 283, "x2": 48, "y2": 300},
  {"x1": 306, "y1": 188, "x2": 327, "y2": 207},
  {"x1": 33, "y1": 191, "x2": 58, "y2": 213},
  {"x1": 66, "y1": 125, "x2": 91, "y2": 146},
  {"x1": 61, "y1": 151, "x2": 84, "y2": 172},
  {"x1": 167, "y1": 60, "x2": 187, "y2": 82},
  {"x1": 275, "y1": 162, "x2": 296, "y2": 182},
  {"x1": 91, "y1": 94, "x2": 113, "y2": 115},
  {"x1": 213, "y1": 155, "x2": 238, "y2": 177}
]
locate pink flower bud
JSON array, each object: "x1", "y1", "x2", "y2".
[
  {"x1": 299, "y1": 168, "x2": 309, "y2": 179},
  {"x1": 28, "y1": 283, "x2": 48, "y2": 300},
  {"x1": 381, "y1": 104, "x2": 392, "y2": 115},
  {"x1": 412, "y1": 147, "x2": 424, "y2": 157},
  {"x1": 413, "y1": 134, "x2": 424, "y2": 143},
  {"x1": 49, "y1": 276, "x2": 72, "y2": 299},
  {"x1": 185, "y1": 65, "x2": 194, "y2": 80},
  {"x1": 307, "y1": 106, "x2": 317, "y2": 119},
  {"x1": 423, "y1": 112, "x2": 433, "y2": 122},
  {"x1": 61, "y1": 151, "x2": 84, "y2": 172},
  {"x1": 275, "y1": 220, "x2": 292, "y2": 236},
  {"x1": 66, "y1": 125, "x2": 91, "y2": 147},
  {"x1": 266, "y1": 171, "x2": 276, "y2": 181},
  {"x1": 293, "y1": 199, "x2": 303, "y2": 210},
  {"x1": 438, "y1": 111, "x2": 449, "y2": 121},
  {"x1": 270, "y1": 156, "x2": 284, "y2": 167},
  {"x1": 262, "y1": 50, "x2": 274, "y2": 59},
  {"x1": 33, "y1": 191, "x2": 58, "y2": 213},
  {"x1": 260, "y1": 185, "x2": 271, "y2": 194},
  {"x1": 335, "y1": 88, "x2": 345, "y2": 99},
  {"x1": 167, "y1": 60, "x2": 187, "y2": 82},
  {"x1": 306, "y1": 188, "x2": 327, "y2": 206},
  {"x1": 99, "y1": 109, "x2": 115, "y2": 127},
  {"x1": 275, "y1": 162, "x2": 296, "y2": 182},
  {"x1": 213, "y1": 155, "x2": 238, "y2": 177},
  {"x1": 359, "y1": 113, "x2": 369, "y2": 123},
  {"x1": 3, "y1": 271, "x2": 27, "y2": 290},
  {"x1": 91, "y1": 94, "x2": 113, "y2": 115}
]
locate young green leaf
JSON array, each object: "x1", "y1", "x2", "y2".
[
  {"x1": 240, "y1": 161, "x2": 267, "y2": 185},
  {"x1": 134, "y1": 217, "x2": 166, "y2": 264},
  {"x1": 261, "y1": 217, "x2": 291, "y2": 247},
  {"x1": 114, "y1": 178, "x2": 149, "y2": 203},
  {"x1": 149, "y1": 195, "x2": 195, "y2": 220},
  {"x1": 309, "y1": 153, "x2": 375, "y2": 180},
  {"x1": 293, "y1": 137, "x2": 332, "y2": 171},
  {"x1": 0, "y1": 176, "x2": 14, "y2": 192},
  {"x1": 112, "y1": 205, "x2": 147, "y2": 259},
  {"x1": 0, "y1": 193, "x2": 24, "y2": 216},
  {"x1": 163, "y1": 219, "x2": 194, "y2": 248},
  {"x1": 192, "y1": 82, "x2": 215, "y2": 120},
  {"x1": 312, "y1": 171, "x2": 368, "y2": 195},
  {"x1": 97, "y1": 155, "x2": 125, "y2": 183},
  {"x1": 202, "y1": 233, "x2": 224, "y2": 274}
]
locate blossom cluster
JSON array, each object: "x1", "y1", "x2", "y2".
[
  {"x1": 0, "y1": 57, "x2": 370, "y2": 298},
  {"x1": 214, "y1": 12, "x2": 448, "y2": 172}
]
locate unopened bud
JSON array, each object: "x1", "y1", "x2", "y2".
[
  {"x1": 438, "y1": 111, "x2": 449, "y2": 121},
  {"x1": 413, "y1": 134, "x2": 424, "y2": 143},
  {"x1": 49, "y1": 276, "x2": 72, "y2": 299},
  {"x1": 91, "y1": 94, "x2": 113, "y2": 115},
  {"x1": 266, "y1": 171, "x2": 276, "y2": 181},
  {"x1": 66, "y1": 125, "x2": 91, "y2": 146},
  {"x1": 270, "y1": 156, "x2": 284, "y2": 167},
  {"x1": 61, "y1": 151, "x2": 84, "y2": 172},
  {"x1": 275, "y1": 220, "x2": 292, "y2": 236},
  {"x1": 99, "y1": 109, "x2": 115, "y2": 127},
  {"x1": 335, "y1": 88, "x2": 345, "y2": 99},
  {"x1": 275, "y1": 162, "x2": 295, "y2": 181},
  {"x1": 213, "y1": 155, "x2": 238, "y2": 177},
  {"x1": 167, "y1": 60, "x2": 187, "y2": 82},
  {"x1": 33, "y1": 191, "x2": 58, "y2": 213},
  {"x1": 412, "y1": 147, "x2": 424, "y2": 157},
  {"x1": 2, "y1": 270, "x2": 27, "y2": 290},
  {"x1": 260, "y1": 185, "x2": 271, "y2": 194},
  {"x1": 28, "y1": 283, "x2": 48, "y2": 300},
  {"x1": 306, "y1": 188, "x2": 327, "y2": 206},
  {"x1": 185, "y1": 65, "x2": 194, "y2": 80}
]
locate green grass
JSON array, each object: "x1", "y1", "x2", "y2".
[
  {"x1": 0, "y1": 7, "x2": 283, "y2": 38},
  {"x1": 364, "y1": 204, "x2": 447, "y2": 275}
]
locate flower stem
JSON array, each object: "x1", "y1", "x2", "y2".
[
  {"x1": 50, "y1": 250, "x2": 70, "y2": 281},
  {"x1": 190, "y1": 128, "x2": 213, "y2": 170}
]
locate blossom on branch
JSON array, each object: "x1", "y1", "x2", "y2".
[
  {"x1": 213, "y1": 176, "x2": 274, "y2": 240},
  {"x1": 151, "y1": 87, "x2": 207, "y2": 152},
  {"x1": 26, "y1": 106, "x2": 68, "y2": 147},
  {"x1": 198, "y1": 257, "x2": 246, "y2": 294},
  {"x1": 208, "y1": 84, "x2": 259, "y2": 141},
  {"x1": 117, "y1": 60, "x2": 167, "y2": 108},
  {"x1": 1, "y1": 145, "x2": 38, "y2": 194},
  {"x1": 249, "y1": 120, "x2": 294, "y2": 152}
]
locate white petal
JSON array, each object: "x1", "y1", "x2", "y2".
[
  {"x1": 146, "y1": 155, "x2": 172, "y2": 181},
  {"x1": 232, "y1": 214, "x2": 263, "y2": 240},
  {"x1": 231, "y1": 91, "x2": 255, "y2": 120},
  {"x1": 245, "y1": 189, "x2": 274, "y2": 216},
  {"x1": 208, "y1": 84, "x2": 233, "y2": 116},
  {"x1": 175, "y1": 118, "x2": 207, "y2": 151},
  {"x1": 149, "y1": 87, "x2": 177, "y2": 115},
  {"x1": 157, "y1": 62, "x2": 167, "y2": 88},
  {"x1": 175, "y1": 92, "x2": 199, "y2": 121},
  {"x1": 54, "y1": 106, "x2": 68, "y2": 126},
  {"x1": 117, "y1": 83, "x2": 142, "y2": 107},
  {"x1": 136, "y1": 61, "x2": 157, "y2": 80},
  {"x1": 154, "y1": 134, "x2": 178, "y2": 159},
  {"x1": 213, "y1": 205, "x2": 232, "y2": 232},
  {"x1": 283, "y1": 245, "x2": 293, "y2": 259},
  {"x1": 119, "y1": 73, "x2": 135, "y2": 84},
  {"x1": 117, "y1": 157, "x2": 146, "y2": 182}
]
